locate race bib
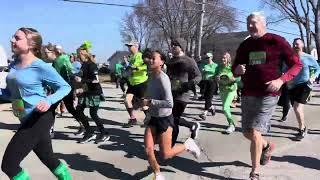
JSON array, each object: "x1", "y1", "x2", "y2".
[
  {"x1": 171, "y1": 79, "x2": 181, "y2": 91},
  {"x1": 249, "y1": 51, "x2": 267, "y2": 65},
  {"x1": 12, "y1": 99, "x2": 26, "y2": 119}
]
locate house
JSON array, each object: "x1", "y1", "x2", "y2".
[
  {"x1": 201, "y1": 31, "x2": 249, "y2": 61},
  {"x1": 107, "y1": 51, "x2": 130, "y2": 73}
]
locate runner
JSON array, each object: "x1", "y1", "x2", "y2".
[
  {"x1": 199, "y1": 52, "x2": 218, "y2": 120},
  {"x1": 143, "y1": 50, "x2": 200, "y2": 180},
  {"x1": 216, "y1": 52, "x2": 240, "y2": 133},
  {"x1": 123, "y1": 40, "x2": 148, "y2": 127},
  {"x1": 166, "y1": 38, "x2": 201, "y2": 145},
  {"x1": 289, "y1": 38, "x2": 320, "y2": 140},
  {"x1": 44, "y1": 43, "x2": 85, "y2": 136},
  {"x1": 232, "y1": 12, "x2": 302, "y2": 179},
  {"x1": 0, "y1": 27, "x2": 72, "y2": 180},
  {"x1": 74, "y1": 41, "x2": 110, "y2": 144}
]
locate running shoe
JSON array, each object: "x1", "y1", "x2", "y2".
[
  {"x1": 123, "y1": 118, "x2": 137, "y2": 128},
  {"x1": 260, "y1": 142, "x2": 275, "y2": 165},
  {"x1": 249, "y1": 172, "x2": 260, "y2": 180},
  {"x1": 296, "y1": 126, "x2": 307, "y2": 140},
  {"x1": 78, "y1": 133, "x2": 97, "y2": 144},
  {"x1": 74, "y1": 126, "x2": 86, "y2": 136},
  {"x1": 209, "y1": 106, "x2": 216, "y2": 116},
  {"x1": 184, "y1": 138, "x2": 201, "y2": 159},
  {"x1": 190, "y1": 122, "x2": 200, "y2": 139},
  {"x1": 95, "y1": 134, "x2": 110, "y2": 144},
  {"x1": 225, "y1": 125, "x2": 235, "y2": 134},
  {"x1": 153, "y1": 173, "x2": 165, "y2": 180},
  {"x1": 198, "y1": 114, "x2": 206, "y2": 121}
]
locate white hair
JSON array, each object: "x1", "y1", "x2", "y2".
[{"x1": 247, "y1": 11, "x2": 266, "y2": 26}]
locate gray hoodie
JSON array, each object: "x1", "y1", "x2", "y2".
[{"x1": 167, "y1": 55, "x2": 201, "y2": 103}]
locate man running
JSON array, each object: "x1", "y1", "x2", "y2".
[
  {"x1": 166, "y1": 38, "x2": 201, "y2": 145},
  {"x1": 232, "y1": 12, "x2": 302, "y2": 179},
  {"x1": 123, "y1": 40, "x2": 148, "y2": 127},
  {"x1": 289, "y1": 38, "x2": 320, "y2": 140}
]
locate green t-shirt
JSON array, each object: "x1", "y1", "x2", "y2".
[
  {"x1": 52, "y1": 54, "x2": 73, "y2": 82},
  {"x1": 115, "y1": 63, "x2": 123, "y2": 76},
  {"x1": 128, "y1": 52, "x2": 148, "y2": 85},
  {"x1": 202, "y1": 62, "x2": 218, "y2": 80},
  {"x1": 216, "y1": 65, "x2": 240, "y2": 92}
]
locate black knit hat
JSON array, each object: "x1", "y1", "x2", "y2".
[{"x1": 171, "y1": 38, "x2": 187, "y2": 51}]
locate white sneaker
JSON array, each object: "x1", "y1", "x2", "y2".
[
  {"x1": 184, "y1": 138, "x2": 201, "y2": 159},
  {"x1": 225, "y1": 125, "x2": 235, "y2": 134},
  {"x1": 153, "y1": 173, "x2": 165, "y2": 180}
]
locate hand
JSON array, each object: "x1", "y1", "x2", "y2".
[
  {"x1": 130, "y1": 65, "x2": 138, "y2": 71},
  {"x1": 310, "y1": 77, "x2": 316, "y2": 83},
  {"x1": 74, "y1": 76, "x2": 82, "y2": 82},
  {"x1": 265, "y1": 78, "x2": 284, "y2": 92},
  {"x1": 75, "y1": 88, "x2": 84, "y2": 95},
  {"x1": 234, "y1": 64, "x2": 246, "y2": 75},
  {"x1": 35, "y1": 100, "x2": 50, "y2": 112},
  {"x1": 142, "y1": 99, "x2": 151, "y2": 107},
  {"x1": 230, "y1": 76, "x2": 236, "y2": 82}
]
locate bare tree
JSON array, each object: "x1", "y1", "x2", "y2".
[
  {"x1": 261, "y1": 0, "x2": 320, "y2": 59},
  {"x1": 120, "y1": 0, "x2": 238, "y2": 54},
  {"x1": 120, "y1": 3, "x2": 151, "y2": 49}
]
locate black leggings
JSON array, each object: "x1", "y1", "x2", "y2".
[
  {"x1": 203, "y1": 80, "x2": 217, "y2": 110},
  {"x1": 1, "y1": 110, "x2": 60, "y2": 178},
  {"x1": 172, "y1": 100, "x2": 194, "y2": 146},
  {"x1": 76, "y1": 104, "x2": 106, "y2": 134},
  {"x1": 120, "y1": 77, "x2": 127, "y2": 93},
  {"x1": 278, "y1": 84, "x2": 290, "y2": 118}
]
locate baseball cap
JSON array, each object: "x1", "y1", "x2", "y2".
[
  {"x1": 125, "y1": 40, "x2": 139, "y2": 47},
  {"x1": 206, "y1": 52, "x2": 213, "y2": 58}
]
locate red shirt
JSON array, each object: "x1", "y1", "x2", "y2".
[{"x1": 232, "y1": 33, "x2": 302, "y2": 96}]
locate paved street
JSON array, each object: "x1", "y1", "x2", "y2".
[{"x1": 1, "y1": 83, "x2": 320, "y2": 180}]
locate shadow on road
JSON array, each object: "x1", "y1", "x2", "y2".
[
  {"x1": 0, "y1": 122, "x2": 19, "y2": 131},
  {"x1": 55, "y1": 152, "x2": 132, "y2": 179},
  {"x1": 272, "y1": 155, "x2": 320, "y2": 170}
]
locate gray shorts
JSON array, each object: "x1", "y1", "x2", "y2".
[{"x1": 241, "y1": 96, "x2": 278, "y2": 133}]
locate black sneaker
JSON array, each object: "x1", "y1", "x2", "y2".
[
  {"x1": 78, "y1": 133, "x2": 97, "y2": 144},
  {"x1": 198, "y1": 114, "x2": 206, "y2": 121},
  {"x1": 296, "y1": 127, "x2": 307, "y2": 140},
  {"x1": 190, "y1": 122, "x2": 200, "y2": 139},
  {"x1": 95, "y1": 134, "x2": 110, "y2": 144},
  {"x1": 74, "y1": 127, "x2": 86, "y2": 136},
  {"x1": 209, "y1": 108, "x2": 216, "y2": 116},
  {"x1": 123, "y1": 118, "x2": 137, "y2": 128},
  {"x1": 280, "y1": 116, "x2": 287, "y2": 122},
  {"x1": 50, "y1": 127, "x2": 55, "y2": 139}
]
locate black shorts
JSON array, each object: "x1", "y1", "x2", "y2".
[
  {"x1": 289, "y1": 82, "x2": 311, "y2": 104},
  {"x1": 126, "y1": 82, "x2": 147, "y2": 99},
  {"x1": 148, "y1": 115, "x2": 175, "y2": 135}
]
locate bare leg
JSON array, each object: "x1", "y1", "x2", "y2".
[
  {"x1": 159, "y1": 127, "x2": 185, "y2": 160},
  {"x1": 144, "y1": 127, "x2": 160, "y2": 173},
  {"x1": 293, "y1": 102, "x2": 305, "y2": 129}
]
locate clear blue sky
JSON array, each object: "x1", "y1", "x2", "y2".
[{"x1": 0, "y1": 0, "x2": 300, "y2": 63}]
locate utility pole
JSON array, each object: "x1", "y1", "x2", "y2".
[{"x1": 196, "y1": 0, "x2": 205, "y2": 62}]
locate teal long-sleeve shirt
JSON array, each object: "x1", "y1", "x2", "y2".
[
  {"x1": 291, "y1": 52, "x2": 320, "y2": 87},
  {"x1": 0, "y1": 59, "x2": 71, "y2": 123}
]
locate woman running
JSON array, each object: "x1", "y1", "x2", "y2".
[
  {"x1": 144, "y1": 50, "x2": 200, "y2": 180},
  {"x1": 0, "y1": 27, "x2": 72, "y2": 180},
  {"x1": 199, "y1": 52, "x2": 218, "y2": 120},
  {"x1": 74, "y1": 42, "x2": 110, "y2": 144},
  {"x1": 43, "y1": 43, "x2": 85, "y2": 135},
  {"x1": 216, "y1": 52, "x2": 240, "y2": 134}
]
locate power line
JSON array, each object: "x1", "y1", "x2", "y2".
[{"x1": 60, "y1": 0, "x2": 303, "y2": 37}]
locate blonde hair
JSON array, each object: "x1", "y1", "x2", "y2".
[
  {"x1": 77, "y1": 47, "x2": 95, "y2": 63},
  {"x1": 19, "y1": 27, "x2": 43, "y2": 59},
  {"x1": 223, "y1": 52, "x2": 232, "y2": 66}
]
